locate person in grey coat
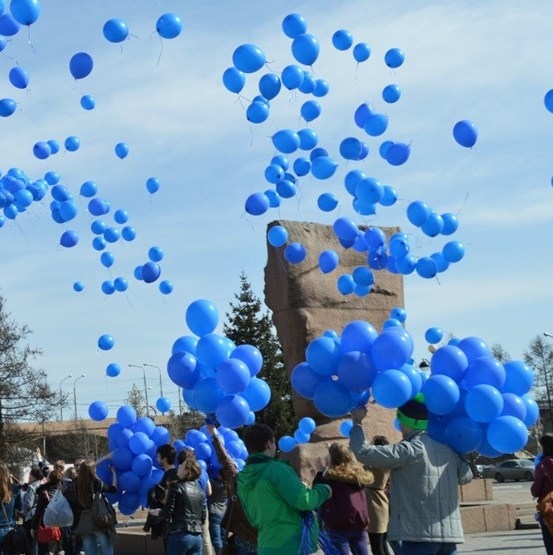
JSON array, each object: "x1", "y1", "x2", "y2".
[{"x1": 349, "y1": 395, "x2": 473, "y2": 555}]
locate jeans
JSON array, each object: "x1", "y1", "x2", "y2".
[
  {"x1": 541, "y1": 521, "x2": 553, "y2": 555},
  {"x1": 326, "y1": 529, "x2": 369, "y2": 555},
  {"x1": 167, "y1": 531, "x2": 202, "y2": 555},
  {"x1": 400, "y1": 542, "x2": 457, "y2": 555},
  {"x1": 81, "y1": 532, "x2": 114, "y2": 555},
  {"x1": 209, "y1": 512, "x2": 223, "y2": 554}
]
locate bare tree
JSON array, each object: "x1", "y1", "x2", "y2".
[
  {"x1": 524, "y1": 335, "x2": 553, "y2": 418},
  {"x1": 0, "y1": 295, "x2": 58, "y2": 464}
]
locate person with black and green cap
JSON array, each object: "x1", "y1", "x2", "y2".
[{"x1": 349, "y1": 394, "x2": 473, "y2": 555}]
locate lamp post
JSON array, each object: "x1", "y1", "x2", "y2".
[
  {"x1": 129, "y1": 364, "x2": 149, "y2": 416},
  {"x1": 73, "y1": 374, "x2": 85, "y2": 420},
  {"x1": 143, "y1": 363, "x2": 163, "y2": 398},
  {"x1": 59, "y1": 374, "x2": 72, "y2": 421},
  {"x1": 544, "y1": 332, "x2": 553, "y2": 339}
]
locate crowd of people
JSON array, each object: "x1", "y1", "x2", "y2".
[{"x1": 0, "y1": 395, "x2": 499, "y2": 555}]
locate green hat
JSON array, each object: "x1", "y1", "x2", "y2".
[{"x1": 396, "y1": 393, "x2": 428, "y2": 431}]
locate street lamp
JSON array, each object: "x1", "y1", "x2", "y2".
[
  {"x1": 59, "y1": 374, "x2": 72, "y2": 421},
  {"x1": 544, "y1": 332, "x2": 553, "y2": 339},
  {"x1": 143, "y1": 363, "x2": 163, "y2": 398},
  {"x1": 129, "y1": 364, "x2": 150, "y2": 416},
  {"x1": 73, "y1": 374, "x2": 85, "y2": 420}
]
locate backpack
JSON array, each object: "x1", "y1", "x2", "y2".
[
  {"x1": 537, "y1": 491, "x2": 553, "y2": 534},
  {"x1": 43, "y1": 489, "x2": 73, "y2": 528},
  {"x1": 91, "y1": 491, "x2": 117, "y2": 530}
]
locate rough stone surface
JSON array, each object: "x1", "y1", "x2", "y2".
[{"x1": 264, "y1": 219, "x2": 404, "y2": 425}]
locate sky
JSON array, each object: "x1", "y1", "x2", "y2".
[{"x1": 1, "y1": 0, "x2": 552, "y2": 420}]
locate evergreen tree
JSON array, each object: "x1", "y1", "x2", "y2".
[
  {"x1": 125, "y1": 384, "x2": 146, "y2": 416},
  {"x1": 224, "y1": 273, "x2": 296, "y2": 438}
]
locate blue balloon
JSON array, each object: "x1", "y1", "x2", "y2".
[
  {"x1": 0, "y1": 98, "x2": 16, "y2": 117},
  {"x1": 240, "y1": 377, "x2": 271, "y2": 411},
  {"x1": 453, "y1": 120, "x2": 478, "y2": 148},
  {"x1": 117, "y1": 405, "x2": 137, "y2": 429},
  {"x1": 332, "y1": 29, "x2": 353, "y2": 51},
  {"x1": 278, "y1": 436, "x2": 297, "y2": 452},
  {"x1": 98, "y1": 334, "x2": 115, "y2": 351},
  {"x1": 371, "y1": 329, "x2": 413, "y2": 372},
  {"x1": 106, "y1": 363, "x2": 121, "y2": 377},
  {"x1": 272, "y1": 129, "x2": 300, "y2": 154},
  {"x1": 298, "y1": 417, "x2": 316, "y2": 435},
  {"x1": 425, "y1": 327, "x2": 443, "y2": 344},
  {"x1": 318, "y1": 250, "x2": 339, "y2": 274},
  {"x1": 544, "y1": 89, "x2": 553, "y2": 113},
  {"x1": 146, "y1": 177, "x2": 160, "y2": 194},
  {"x1": 186, "y1": 299, "x2": 219, "y2": 337},
  {"x1": 353, "y1": 42, "x2": 371, "y2": 62},
  {"x1": 339, "y1": 420, "x2": 353, "y2": 437},
  {"x1": 267, "y1": 225, "x2": 288, "y2": 247},
  {"x1": 502, "y1": 360, "x2": 534, "y2": 396},
  {"x1": 386, "y1": 143, "x2": 410, "y2": 166},
  {"x1": 281, "y1": 64, "x2": 304, "y2": 90},
  {"x1": 73, "y1": 281, "x2": 84, "y2": 292},
  {"x1": 115, "y1": 142, "x2": 129, "y2": 159},
  {"x1": 222, "y1": 67, "x2": 245, "y2": 94},
  {"x1": 445, "y1": 417, "x2": 483, "y2": 454},
  {"x1": 122, "y1": 226, "x2": 136, "y2": 241},
  {"x1": 281, "y1": 13, "x2": 307, "y2": 38},
  {"x1": 317, "y1": 193, "x2": 338, "y2": 212},
  {"x1": 442, "y1": 241, "x2": 465, "y2": 263},
  {"x1": 313, "y1": 381, "x2": 353, "y2": 418},
  {"x1": 283, "y1": 242, "x2": 306, "y2": 264},
  {"x1": 291, "y1": 33, "x2": 319, "y2": 65},
  {"x1": 10, "y1": 0, "x2": 40, "y2": 25},
  {"x1": 60, "y1": 230, "x2": 78, "y2": 248},
  {"x1": 406, "y1": 200, "x2": 430, "y2": 227},
  {"x1": 384, "y1": 48, "x2": 405, "y2": 68},
  {"x1": 246, "y1": 100, "x2": 269, "y2": 124},
  {"x1": 372, "y1": 370, "x2": 412, "y2": 408},
  {"x1": 100, "y1": 250, "x2": 114, "y2": 268},
  {"x1": 312, "y1": 79, "x2": 329, "y2": 97},
  {"x1": 337, "y1": 351, "x2": 376, "y2": 392},
  {"x1": 298, "y1": 71, "x2": 315, "y2": 93},
  {"x1": 486, "y1": 415, "x2": 528, "y2": 454},
  {"x1": 9, "y1": 66, "x2": 28, "y2": 89},
  {"x1": 430, "y1": 345, "x2": 468, "y2": 383},
  {"x1": 69, "y1": 52, "x2": 93, "y2": 80},
  {"x1": 64, "y1": 135, "x2": 81, "y2": 151},
  {"x1": 382, "y1": 84, "x2": 401, "y2": 103},
  {"x1": 291, "y1": 362, "x2": 324, "y2": 400},
  {"x1": 216, "y1": 358, "x2": 250, "y2": 394},
  {"x1": 341, "y1": 320, "x2": 378, "y2": 354},
  {"x1": 216, "y1": 395, "x2": 250, "y2": 429},
  {"x1": 311, "y1": 156, "x2": 337, "y2": 179},
  {"x1": 300, "y1": 100, "x2": 321, "y2": 122},
  {"x1": 258, "y1": 73, "x2": 281, "y2": 100},
  {"x1": 0, "y1": 13, "x2": 19, "y2": 35},
  {"x1": 103, "y1": 18, "x2": 129, "y2": 43},
  {"x1": 159, "y1": 280, "x2": 173, "y2": 295},
  {"x1": 245, "y1": 192, "x2": 269, "y2": 216},
  {"x1": 156, "y1": 13, "x2": 182, "y2": 39},
  {"x1": 88, "y1": 401, "x2": 108, "y2": 421},
  {"x1": 232, "y1": 43, "x2": 265, "y2": 73},
  {"x1": 142, "y1": 262, "x2": 161, "y2": 283},
  {"x1": 465, "y1": 384, "x2": 504, "y2": 423},
  {"x1": 364, "y1": 113, "x2": 388, "y2": 136}
]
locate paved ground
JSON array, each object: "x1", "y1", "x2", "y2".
[{"x1": 459, "y1": 528, "x2": 544, "y2": 554}]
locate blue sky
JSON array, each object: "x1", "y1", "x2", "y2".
[{"x1": 1, "y1": 0, "x2": 552, "y2": 419}]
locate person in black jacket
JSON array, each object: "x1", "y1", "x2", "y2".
[{"x1": 155, "y1": 457, "x2": 206, "y2": 555}]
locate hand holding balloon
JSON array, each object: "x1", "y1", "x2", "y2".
[{"x1": 351, "y1": 406, "x2": 367, "y2": 425}]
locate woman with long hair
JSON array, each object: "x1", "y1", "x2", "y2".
[
  {"x1": 532, "y1": 433, "x2": 553, "y2": 554},
  {"x1": 68, "y1": 460, "x2": 117, "y2": 555},
  {"x1": 0, "y1": 462, "x2": 21, "y2": 555},
  {"x1": 31, "y1": 468, "x2": 65, "y2": 555},
  {"x1": 314, "y1": 443, "x2": 374, "y2": 555},
  {"x1": 158, "y1": 457, "x2": 206, "y2": 555}
]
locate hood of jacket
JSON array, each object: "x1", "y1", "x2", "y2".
[{"x1": 324, "y1": 464, "x2": 374, "y2": 488}]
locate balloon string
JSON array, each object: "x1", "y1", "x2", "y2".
[
  {"x1": 156, "y1": 35, "x2": 164, "y2": 67},
  {"x1": 26, "y1": 27, "x2": 36, "y2": 55}
]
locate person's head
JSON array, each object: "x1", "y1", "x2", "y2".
[
  {"x1": 156, "y1": 444, "x2": 176, "y2": 467},
  {"x1": 87, "y1": 451, "x2": 96, "y2": 461},
  {"x1": 54, "y1": 460, "x2": 65, "y2": 473},
  {"x1": 540, "y1": 433, "x2": 553, "y2": 457},
  {"x1": 177, "y1": 458, "x2": 201, "y2": 482},
  {"x1": 372, "y1": 435, "x2": 390, "y2": 446},
  {"x1": 64, "y1": 466, "x2": 77, "y2": 481},
  {"x1": 396, "y1": 394, "x2": 428, "y2": 435},
  {"x1": 177, "y1": 446, "x2": 197, "y2": 465},
  {"x1": 242, "y1": 424, "x2": 275, "y2": 455},
  {"x1": 328, "y1": 443, "x2": 355, "y2": 467},
  {"x1": 41, "y1": 466, "x2": 50, "y2": 479},
  {"x1": 28, "y1": 466, "x2": 43, "y2": 484},
  {"x1": 47, "y1": 468, "x2": 64, "y2": 485},
  {"x1": 74, "y1": 458, "x2": 85, "y2": 474}
]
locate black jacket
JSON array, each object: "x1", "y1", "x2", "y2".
[{"x1": 162, "y1": 480, "x2": 205, "y2": 535}]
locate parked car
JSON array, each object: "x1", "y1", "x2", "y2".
[{"x1": 482, "y1": 459, "x2": 535, "y2": 482}]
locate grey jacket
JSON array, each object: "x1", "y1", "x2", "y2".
[{"x1": 350, "y1": 425, "x2": 472, "y2": 543}]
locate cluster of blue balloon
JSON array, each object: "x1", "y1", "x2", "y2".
[
  {"x1": 277, "y1": 416, "x2": 316, "y2": 453},
  {"x1": 166, "y1": 299, "x2": 271, "y2": 430},
  {"x1": 223, "y1": 13, "x2": 473, "y2": 293},
  {"x1": 179, "y1": 426, "x2": 249, "y2": 475},
  {"x1": 291, "y1": 309, "x2": 537, "y2": 456},
  {"x1": 87, "y1": 404, "x2": 172, "y2": 514}
]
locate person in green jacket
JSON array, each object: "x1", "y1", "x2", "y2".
[{"x1": 237, "y1": 424, "x2": 332, "y2": 555}]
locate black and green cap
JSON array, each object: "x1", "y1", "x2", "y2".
[{"x1": 396, "y1": 393, "x2": 428, "y2": 431}]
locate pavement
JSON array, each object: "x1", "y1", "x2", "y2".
[{"x1": 459, "y1": 528, "x2": 544, "y2": 554}]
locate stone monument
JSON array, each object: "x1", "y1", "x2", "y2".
[{"x1": 264, "y1": 220, "x2": 405, "y2": 479}]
